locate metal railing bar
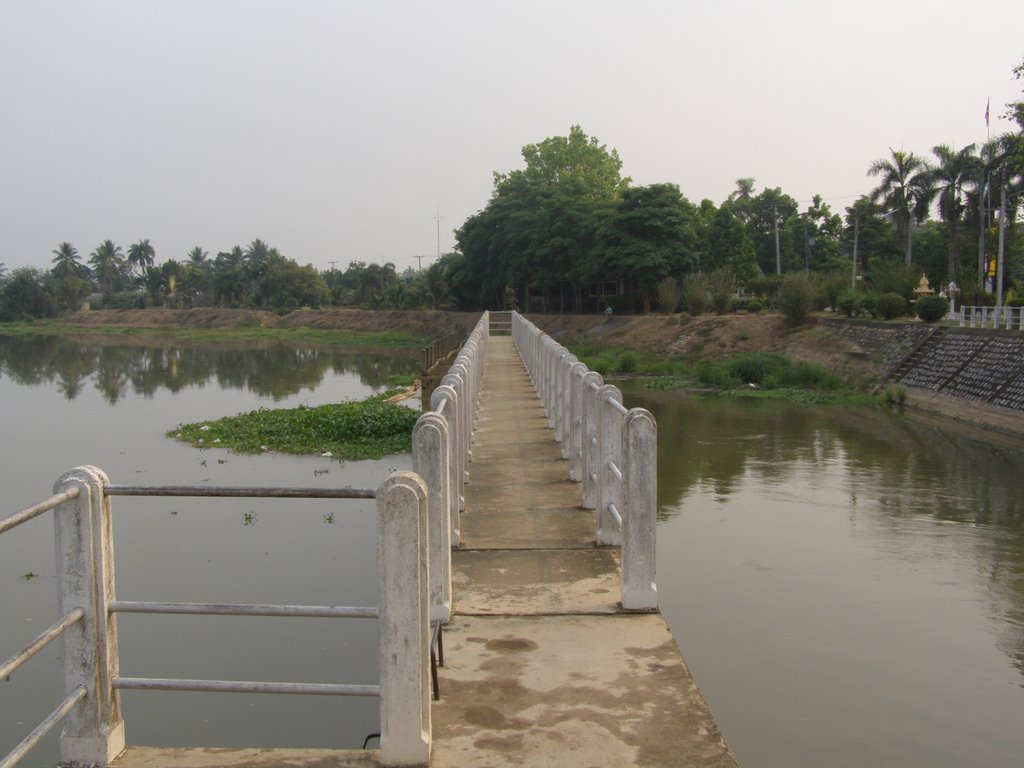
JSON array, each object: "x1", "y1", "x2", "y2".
[
  {"x1": 0, "y1": 685, "x2": 86, "y2": 768},
  {"x1": 607, "y1": 503, "x2": 623, "y2": 529},
  {"x1": 109, "y1": 601, "x2": 378, "y2": 619},
  {"x1": 0, "y1": 609, "x2": 84, "y2": 681},
  {"x1": 0, "y1": 488, "x2": 80, "y2": 536},
  {"x1": 113, "y1": 677, "x2": 380, "y2": 697},
  {"x1": 607, "y1": 397, "x2": 629, "y2": 416},
  {"x1": 104, "y1": 485, "x2": 375, "y2": 499}
]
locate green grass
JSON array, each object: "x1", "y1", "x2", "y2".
[
  {"x1": 168, "y1": 391, "x2": 421, "y2": 460},
  {"x1": 570, "y1": 343, "x2": 688, "y2": 376}
]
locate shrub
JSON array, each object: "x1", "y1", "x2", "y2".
[
  {"x1": 682, "y1": 273, "x2": 710, "y2": 316},
  {"x1": 876, "y1": 292, "x2": 907, "y2": 320},
  {"x1": 694, "y1": 358, "x2": 736, "y2": 388},
  {"x1": 746, "y1": 299, "x2": 762, "y2": 313},
  {"x1": 916, "y1": 294, "x2": 949, "y2": 323},
  {"x1": 1005, "y1": 296, "x2": 1024, "y2": 308},
  {"x1": 726, "y1": 351, "x2": 787, "y2": 384},
  {"x1": 707, "y1": 267, "x2": 735, "y2": 315},
  {"x1": 776, "y1": 273, "x2": 818, "y2": 326},
  {"x1": 656, "y1": 276, "x2": 679, "y2": 313},
  {"x1": 883, "y1": 384, "x2": 907, "y2": 407},
  {"x1": 617, "y1": 351, "x2": 638, "y2": 373},
  {"x1": 836, "y1": 291, "x2": 863, "y2": 317}
]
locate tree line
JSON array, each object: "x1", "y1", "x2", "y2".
[{"x1": 2, "y1": 59, "x2": 1021, "y2": 322}]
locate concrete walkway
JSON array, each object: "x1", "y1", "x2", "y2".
[{"x1": 430, "y1": 337, "x2": 737, "y2": 768}]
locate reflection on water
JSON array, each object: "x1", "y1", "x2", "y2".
[
  {"x1": 621, "y1": 383, "x2": 1024, "y2": 768},
  {"x1": 0, "y1": 334, "x2": 418, "y2": 403}
]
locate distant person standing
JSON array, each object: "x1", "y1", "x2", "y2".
[{"x1": 605, "y1": 304, "x2": 613, "y2": 322}]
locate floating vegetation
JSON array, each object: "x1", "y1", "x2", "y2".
[
  {"x1": 21, "y1": 572, "x2": 38, "y2": 581},
  {"x1": 243, "y1": 512, "x2": 257, "y2": 526},
  {"x1": 169, "y1": 391, "x2": 420, "y2": 461},
  {"x1": 323, "y1": 513, "x2": 335, "y2": 524}
]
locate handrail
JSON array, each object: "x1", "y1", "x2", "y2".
[
  {"x1": 2, "y1": 466, "x2": 432, "y2": 768},
  {"x1": 959, "y1": 305, "x2": 1024, "y2": 331},
  {"x1": 510, "y1": 311, "x2": 658, "y2": 611},
  {"x1": 0, "y1": 487, "x2": 79, "y2": 535}
]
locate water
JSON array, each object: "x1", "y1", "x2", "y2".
[
  {"x1": 2, "y1": 336, "x2": 1023, "y2": 767},
  {"x1": 620, "y1": 385, "x2": 1024, "y2": 768},
  {"x1": 0, "y1": 334, "x2": 419, "y2": 765}
]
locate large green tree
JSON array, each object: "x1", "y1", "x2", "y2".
[
  {"x1": 593, "y1": 183, "x2": 699, "y2": 312},
  {"x1": 126, "y1": 239, "x2": 156, "y2": 277},
  {"x1": 51, "y1": 242, "x2": 87, "y2": 280},
  {"x1": 455, "y1": 126, "x2": 628, "y2": 311}
]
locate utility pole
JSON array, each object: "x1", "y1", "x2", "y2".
[
  {"x1": 851, "y1": 209, "x2": 859, "y2": 292},
  {"x1": 327, "y1": 260, "x2": 337, "y2": 272},
  {"x1": 434, "y1": 204, "x2": 443, "y2": 262},
  {"x1": 414, "y1": 255, "x2": 426, "y2": 272},
  {"x1": 773, "y1": 203, "x2": 781, "y2": 275},
  {"x1": 996, "y1": 165, "x2": 1007, "y2": 311}
]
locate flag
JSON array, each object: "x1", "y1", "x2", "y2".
[{"x1": 985, "y1": 98, "x2": 990, "y2": 128}]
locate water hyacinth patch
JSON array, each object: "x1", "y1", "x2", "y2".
[{"x1": 169, "y1": 392, "x2": 420, "y2": 460}]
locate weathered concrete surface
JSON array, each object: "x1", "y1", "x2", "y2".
[
  {"x1": 112, "y1": 746, "x2": 378, "y2": 767},
  {"x1": 432, "y1": 336, "x2": 738, "y2": 767},
  {"x1": 432, "y1": 616, "x2": 734, "y2": 768}
]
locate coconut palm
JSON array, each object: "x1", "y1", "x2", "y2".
[
  {"x1": 867, "y1": 149, "x2": 932, "y2": 265},
  {"x1": 927, "y1": 144, "x2": 979, "y2": 279},
  {"x1": 126, "y1": 239, "x2": 156, "y2": 277},
  {"x1": 51, "y1": 242, "x2": 86, "y2": 279},
  {"x1": 89, "y1": 240, "x2": 126, "y2": 295}
]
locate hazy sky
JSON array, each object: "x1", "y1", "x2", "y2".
[{"x1": 2, "y1": 1, "x2": 1022, "y2": 275}]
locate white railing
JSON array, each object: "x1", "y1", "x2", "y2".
[
  {"x1": 415, "y1": 311, "x2": 489, "y2": 626},
  {"x1": 959, "y1": 305, "x2": 1024, "y2": 331},
  {"x1": 511, "y1": 312, "x2": 657, "y2": 611},
  {"x1": 0, "y1": 468, "x2": 432, "y2": 768}
]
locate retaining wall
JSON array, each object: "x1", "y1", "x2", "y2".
[{"x1": 825, "y1": 319, "x2": 1024, "y2": 413}]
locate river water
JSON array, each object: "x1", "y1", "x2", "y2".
[{"x1": 1, "y1": 336, "x2": 1022, "y2": 767}]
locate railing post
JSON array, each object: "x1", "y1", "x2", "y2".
[
  {"x1": 597, "y1": 385, "x2": 624, "y2": 546},
  {"x1": 413, "y1": 413, "x2": 452, "y2": 624},
  {"x1": 52, "y1": 465, "x2": 125, "y2": 767},
  {"x1": 581, "y1": 371, "x2": 604, "y2": 510},
  {"x1": 377, "y1": 471, "x2": 431, "y2": 767},
  {"x1": 554, "y1": 352, "x2": 576, "y2": 447},
  {"x1": 430, "y1": 384, "x2": 462, "y2": 521},
  {"x1": 568, "y1": 363, "x2": 588, "y2": 481},
  {"x1": 622, "y1": 409, "x2": 658, "y2": 611}
]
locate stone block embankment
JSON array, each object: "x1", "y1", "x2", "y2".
[{"x1": 826, "y1": 319, "x2": 1024, "y2": 413}]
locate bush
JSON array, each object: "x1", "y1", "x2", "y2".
[
  {"x1": 1005, "y1": 297, "x2": 1024, "y2": 308},
  {"x1": 694, "y1": 358, "x2": 736, "y2": 388},
  {"x1": 746, "y1": 299, "x2": 762, "y2": 313},
  {"x1": 836, "y1": 291, "x2": 863, "y2": 317},
  {"x1": 726, "y1": 351, "x2": 787, "y2": 384},
  {"x1": 776, "y1": 273, "x2": 818, "y2": 326},
  {"x1": 707, "y1": 267, "x2": 735, "y2": 315},
  {"x1": 682, "y1": 273, "x2": 709, "y2": 316},
  {"x1": 617, "y1": 351, "x2": 638, "y2": 373},
  {"x1": 916, "y1": 294, "x2": 949, "y2": 323},
  {"x1": 656, "y1": 276, "x2": 679, "y2": 313},
  {"x1": 876, "y1": 292, "x2": 907, "y2": 320}
]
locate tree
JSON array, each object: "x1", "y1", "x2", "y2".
[
  {"x1": 867, "y1": 149, "x2": 932, "y2": 265},
  {"x1": 89, "y1": 240, "x2": 126, "y2": 296},
  {"x1": 51, "y1": 242, "x2": 87, "y2": 280},
  {"x1": 703, "y1": 203, "x2": 757, "y2": 280},
  {"x1": 593, "y1": 183, "x2": 699, "y2": 312},
  {"x1": 455, "y1": 125, "x2": 628, "y2": 311},
  {"x1": 126, "y1": 239, "x2": 156, "y2": 277},
  {"x1": 926, "y1": 144, "x2": 978, "y2": 280}
]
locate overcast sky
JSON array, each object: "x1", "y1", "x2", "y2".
[{"x1": 2, "y1": 0, "x2": 1022, "y2": 275}]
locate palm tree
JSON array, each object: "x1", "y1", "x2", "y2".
[
  {"x1": 51, "y1": 242, "x2": 85, "y2": 279},
  {"x1": 126, "y1": 239, "x2": 156, "y2": 277},
  {"x1": 867, "y1": 149, "x2": 932, "y2": 265},
  {"x1": 89, "y1": 240, "x2": 126, "y2": 295},
  {"x1": 927, "y1": 144, "x2": 978, "y2": 280}
]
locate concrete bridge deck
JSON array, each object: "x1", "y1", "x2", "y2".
[
  {"x1": 429, "y1": 336, "x2": 737, "y2": 767},
  {"x1": 110, "y1": 335, "x2": 736, "y2": 768}
]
